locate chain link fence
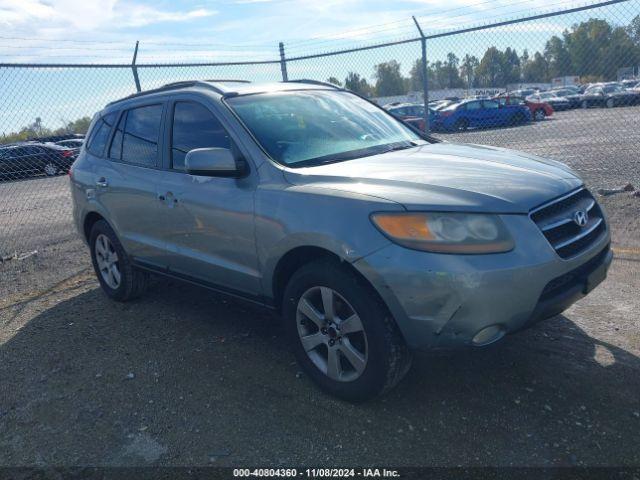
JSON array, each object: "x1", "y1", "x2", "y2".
[{"x1": 1, "y1": 0, "x2": 639, "y2": 294}]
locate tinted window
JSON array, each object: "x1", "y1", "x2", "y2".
[
  {"x1": 497, "y1": 98, "x2": 507, "y2": 106},
  {"x1": 121, "y1": 105, "x2": 163, "y2": 167},
  {"x1": 483, "y1": 100, "x2": 499, "y2": 109},
  {"x1": 465, "y1": 102, "x2": 481, "y2": 110},
  {"x1": 171, "y1": 102, "x2": 231, "y2": 170},
  {"x1": 87, "y1": 112, "x2": 117, "y2": 157}
]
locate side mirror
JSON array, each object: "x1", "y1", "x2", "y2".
[{"x1": 185, "y1": 148, "x2": 244, "y2": 178}]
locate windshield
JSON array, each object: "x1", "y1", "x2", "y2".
[{"x1": 226, "y1": 90, "x2": 425, "y2": 167}]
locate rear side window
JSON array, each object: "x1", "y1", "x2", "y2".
[
  {"x1": 171, "y1": 101, "x2": 231, "y2": 170},
  {"x1": 465, "y1": 102, "x2": 481, "y2": 110},
  {"x1": 112, "y1": 104, "x2": 163, "y2": 167},
  {"x1": 87, "y1": 112, "x2": 117, "y2": 157}
]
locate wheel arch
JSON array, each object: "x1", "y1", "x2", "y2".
[
  {"x1": 83, "y1": 211, "x2": 107, "y2": 243},
  {"x1": 271, "y1": 245, "x2": 388, "y2": 317}
]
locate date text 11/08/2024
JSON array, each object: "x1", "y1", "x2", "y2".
[{"x1": 232, "y1": 468, "x2": 400, "y2": 478}]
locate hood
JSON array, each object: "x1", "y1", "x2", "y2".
[{"x1": 283, "y1": 143, "x2": 582, "y2": 213}]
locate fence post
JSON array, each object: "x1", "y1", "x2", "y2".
[
  {"x1": 132, "y1": 41, "x2": 141, "y2": 92},
  {"x1": 412, "y1": 16, "x2": 429, "y2": 134},
  {"x1": 279, "y1": 42, "x2": 288, "y2": 82}
]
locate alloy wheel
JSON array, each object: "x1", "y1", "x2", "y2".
[
  {"x1": 95, "y1": 234, "x2": 121, "y2": 289},
  {"x1": 44, "y1": 163, "x2": 58, "y2": 176},
  {"x1": 296, "y1": 286, "x2": 368, "y2": 382}
]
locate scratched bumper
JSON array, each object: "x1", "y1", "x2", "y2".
[{"x1": 353, "y1": 214, "x2": 611, "y2": 350}]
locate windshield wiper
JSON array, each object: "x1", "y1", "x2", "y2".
[{"x1": 291, "y1": 142, "x2": 421, "y2": 168}]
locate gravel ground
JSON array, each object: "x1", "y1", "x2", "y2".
[
  {"x1": 0, "y1": 105, "x2": 639, "y2": 468},
  {"x1": 0, "y1": 257, "x2": 638, "y2": 467}
]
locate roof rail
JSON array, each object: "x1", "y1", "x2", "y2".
[
  {"x1": 285, "y1": 79, "x2": 340, "y2": 89},
  {"x1": 106, "y1": 79, "x2": 251, "y2": 107}
]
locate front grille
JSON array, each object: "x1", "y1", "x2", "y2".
[{"x1": 530, "y1": 188, "x2": 606, "y2": 259}]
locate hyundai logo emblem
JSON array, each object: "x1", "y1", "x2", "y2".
[{"x1": 573, "y1": 210, "x2": 588, "y2": 227}]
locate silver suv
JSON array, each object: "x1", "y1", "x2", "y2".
[{"x1": 70, "y1": 80, "x2": 612, "y2": 401}]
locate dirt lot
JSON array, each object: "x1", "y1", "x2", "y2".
[{"x1": 0, "y1": 106, "x2": 639, "y2": 468}]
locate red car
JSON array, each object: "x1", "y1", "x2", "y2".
[{"x1": 495, "y1": 95, "x2": 554, "y2": 121}]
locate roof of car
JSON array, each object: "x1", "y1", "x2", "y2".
[{"x1": 105, "y1": 79, "x2": 339, "y2": 108}]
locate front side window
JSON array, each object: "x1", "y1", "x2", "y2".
[
  {"x1": 483, "y1": 100, "x2": 499, "y2": 109},
  {"x1": 465, "y1": 102, "x2": 481, "y2": 110},
  {"x1": 120, "y1": 104, "x2": 162, "y2": 167},
  {"x1": 87, "y1": 112, "x2": 117, "y2": 157},
  {"x1": 226, "y1": 90, "x2": 424, "y2": 167},
  {"x1": 171, "y1": 101, "x2": 231, "y2": 170}
]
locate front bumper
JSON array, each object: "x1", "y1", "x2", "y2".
[{"x1": 353, "y1": 214, "x2": 611, "y2": 350}]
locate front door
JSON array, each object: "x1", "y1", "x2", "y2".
[{"x1": 157, "y1": 99, "x2": 261, "y2": 298}]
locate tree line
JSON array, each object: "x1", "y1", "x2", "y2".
[
  {"x1": 327, "y1": 16, "x2": 640, "y2": 97},
  {"x1": 1, "y1": 116, "x2": 91, "y2": 145}
]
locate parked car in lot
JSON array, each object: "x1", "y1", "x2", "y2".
[
  {"x1": 71, "y1": 80, "x2": 611, "y2": 401},
  {"x1": 0, "y1": 142, "x2": 76, "y2": 180},
  {"x1": 55, "y1": 138, "x2": 84, "y2": 153},
  {"x1": 433, "y1": 98, "x2": 531, "y2": 131},
  {"x1": 579, "y1": 83, "x2": 639, "y2": 108},
  {"x1": 526, "y1": 92, "x2": 572, "y2": 111},
  {"x1": 548, "y1": 88, "x2": 582, "y2": 108},
  {"x1": 495, "y1": 94, "x2": 554, "y2": 121},
  {"x1": 384, "y1": 102, "x2": 435, "y2": 131}
]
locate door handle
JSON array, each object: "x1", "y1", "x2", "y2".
[{"x1": 95, "y1": 178, "x2": 108, "y2": 188}]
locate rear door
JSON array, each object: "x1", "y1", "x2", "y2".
[
  {"x1": 463, "y1": 101, "x2": 483, "y2": 127},
  {"x1": 481, "y1": 99, "x2": 502, "y2": 127},
  {"x1": 92, "y1": 104, "x2": 170, "y2": 268}
]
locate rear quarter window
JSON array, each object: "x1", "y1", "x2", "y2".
[{"x1": 86, "y1": 112, "x2": 117, "y2": 157}]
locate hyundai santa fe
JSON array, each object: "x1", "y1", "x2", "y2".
[{"x1": 70, "y1": 80, "x2": 612, "y2": 402}]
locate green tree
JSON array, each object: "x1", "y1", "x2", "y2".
[
  {"x1": 408, "y1": 58, "x2": 425, "y2": 92},
  {"x1": 344, "y1": 72, "x2": 372, "y2": 97},
  {"x1": 501, "y1": 47, "x2": 521, "y2": 85},
  {"x1": 460, "y1": 54, "x2": 479, "y2": 88},
  {"x1": 373, "y1": 60, "x2": 405, "y2": 96},
  {"x1": 444, "y1": 53, "x2": 463, "y2": 88},
  {"x1": 522, "y1": 52, "x2": 549, "y2": 82},
  {"x1": 326, "y1": 76, "x2": 342, "y2": 87},
  {"x1": 544, "y1": 35, "x2": 572, "y2": 79},
  {"x1": 476, "y1": 47, "x2": 503, "y2": 87}
]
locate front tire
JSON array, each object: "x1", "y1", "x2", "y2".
[
  {"x1": 283, "y1": 259, "x2": 412, "y2": 402},
  {"x1": 534, "y1": 109, "x2": 546, "y2": 121},
  {"x1": 89, "y1": 220, "x2": 149, "y2": 302},
  {"x1": 605, "y1": 98, "x2": 615, "y2": 108}
]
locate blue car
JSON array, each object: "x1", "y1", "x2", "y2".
[{"x1": 433, "y1": 98, "x2": 531, "y2": 132}]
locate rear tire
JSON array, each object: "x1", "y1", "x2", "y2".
[
  {"x1": 605, "y1": 98, "x2": 615, "y2": 108},
  {"x1": 43, "y1": 163, "x2": 58, "y2": 176},
  {"x1": 89, "y1": 220, "x2": 149, "y2": 302},
  {"x1": 282, "y1": 259, "x2": 412, "y2": 402},
  {"x1": 453, "y1": 118, "x2": 469, "y2": 132},
  {"x1": 511, "y1": 112, "x2": 526, "y2": 125},
  {"x1": 581, "y1": 100, "x2": 588, "y2": 109},
  {"x1": 534, "y1": 109, "x2": 546, "y2": 121}
]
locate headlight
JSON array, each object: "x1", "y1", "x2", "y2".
[{"x1": 370, "y1": 212, "x2": 514, "y2": 254}]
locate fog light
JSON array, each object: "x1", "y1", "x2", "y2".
[{"x1": 472, "y1": 325, "x2": 505, "y2": 346}]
